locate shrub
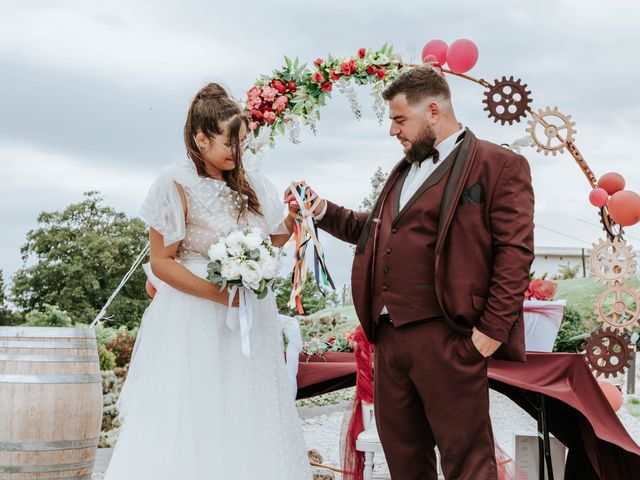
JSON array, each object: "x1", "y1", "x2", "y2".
[
  {"x1": 98, "y1": 344, "x2": 116, "y2": 371},
  {"x1": 553, "y1": 306, "x2": 597, "y2": 353},
  {"x1": 106, "y1": 331, "x2": 137, "y2": 368},
  {"x1": 23, "y1": 304, "x2": 73, "y2": 327}
]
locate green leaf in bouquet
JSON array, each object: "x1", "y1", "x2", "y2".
[{"x1": 257, "y1": 288, "x2": 268, "y2": 300}]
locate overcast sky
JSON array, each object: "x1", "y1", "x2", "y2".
[{"x1": 1, "y1": 0, "x2": 639, "y2": 295}]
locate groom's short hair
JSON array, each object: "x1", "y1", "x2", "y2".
[{"x1": 382, "y1": 66, "x2": 451, "y2": 105}]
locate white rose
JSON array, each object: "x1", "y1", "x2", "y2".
[
  {"x1": 244, "y1": 231, "x2": 263, "y2": 251},
  {"x1": 208, "y1": 242, "x2": 228, "y2": 262},
  {"x1": 220, "y1": 258, "x2": 242, "y2": 281},
  {"x1": 225, "y1": 230, "x2": 246, "y2": 258},
  {"x1": 240, "y1": 260, "x2": 263, "y2": 291},
  {"x1": 260, "y1": 255, "x2": 279, "y2": 280}
]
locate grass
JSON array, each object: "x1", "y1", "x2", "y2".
[{"x1": 627, "y1": 396, "x2": 640, "y2": 418}]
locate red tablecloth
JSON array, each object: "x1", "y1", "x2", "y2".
[{"x1": 297, "y1": 352, "x2": 640, "y2": 480}]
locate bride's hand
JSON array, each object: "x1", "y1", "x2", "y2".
[
  {"x1": 284, "y1": 183, "x2": 325, "y2": 216},
  {"x1": 210, "y1": 286, "x2": 240, "y2": 307}
]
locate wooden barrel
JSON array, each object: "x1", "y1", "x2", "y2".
[{"x1": 0, "y1": 327, "x2": 102, "y2": 480}]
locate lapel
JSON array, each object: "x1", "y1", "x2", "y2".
[
  {"x1": 435, "y1": 129, "x2": 478, "y2": 253},
  {"x1": 392, "y1": 140, "x2": 462, "y2": 227},
  {"x1": 354, "y1": 160, "x2": 408, "y2": 255}
]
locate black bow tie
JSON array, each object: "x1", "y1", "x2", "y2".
[{"x1": 414, "y1": 130, "x2": 466, "y2": 165}]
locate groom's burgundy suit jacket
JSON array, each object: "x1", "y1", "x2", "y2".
[{"x1": 317, "y1": 130, "x2": 535, "y2": 361}]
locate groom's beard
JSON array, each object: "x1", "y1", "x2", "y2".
[{"x1": 404, "y1": 124, "x2": 437, "y2": 164}]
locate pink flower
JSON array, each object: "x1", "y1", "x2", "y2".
[
  {"x1": 273, "y1": 95, "x2": 289, "y2": 113},
  {"x1": 314, "y1": 58, "x2": 324, "y2": 66},
  {"x1": 366, "y1": 65, "x2": 378, "y2": 75},
  {"x1": 260, "y1": 85, "x2": 278, "y2": 102},
  {"x1": 340, "y1": 60, "x2": 356, "y2": 76},
  {"x1": 358, "y1": 48, "x2": 366, "y2": 59},
  {"x1": 311, "y1": 71, "x2": 324, "y2": 83},
  {"x1": 321, "y1": 82, "x2": 332, "y2": 93},
  {"x1": 271, "y1": 79, "x2": 287, "y2": 95},
  {"x1": 250, "y1": 109, "x2": 263, "y2": 121},
  {"x1": 249, "y1": 121, "x2": 259, "y2": 131},
  {"x1": 247, "y1": 85, "x2": 262, "y2": 100},
  {"x1": 263, "y1": 111, "x2": 276, "y2": 124},
  {"x1": 528, "y1": 279, "x2": 557, "y2": 301}
]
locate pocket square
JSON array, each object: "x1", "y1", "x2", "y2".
[{"x1": 460, "y1": 183, "x2": 483, "y2": 205}]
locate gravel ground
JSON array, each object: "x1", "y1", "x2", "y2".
[{"x1": 92, "y1": 388, "x2": 640, "y2": 480}]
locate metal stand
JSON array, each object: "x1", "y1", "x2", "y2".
[{"x1": 535, "y1": 393, "x2": 555, "y2": 480}]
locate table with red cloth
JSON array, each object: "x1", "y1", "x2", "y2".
[{"x1": 296, "y1": 352, "x2": 640, "y2": 480}]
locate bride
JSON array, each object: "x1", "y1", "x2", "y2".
[{"x1": 104, "y1": 83, "x2": 312, "y2": 479}]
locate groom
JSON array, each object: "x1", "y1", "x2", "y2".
[{"x1": 289, "y1": 66, "x2": 534, "y2": 479}]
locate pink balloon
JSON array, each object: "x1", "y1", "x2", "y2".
[
  {"x1": 145, "y1": 279, "x2": 157, "y2": 299},
  {"x1": 589, "y1": 188, "x2": 609, "y2": 208},
  {"x1": 422, "y1": 39, "x2": 448, "y2": 66},
  {"x1": 598, "y1": 172, "x2": 625, "y2": 195},
  {"x1": 608, "y1": 190, "x2": 640, "y2": 226},
  {"x1": 446, "y1": 39, "x2": 479, "y2": 74},
  {"x1": 598, "y1": 381, "x2": 622, "y2": 412}
]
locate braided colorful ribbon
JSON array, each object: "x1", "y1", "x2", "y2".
[{"x1": 287, "y1": 181, "x2": 335, "y2": 314}]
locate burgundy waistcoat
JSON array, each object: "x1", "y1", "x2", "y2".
[{"x1": 370, "y1": 156, "x2": 454, "y2": 327}]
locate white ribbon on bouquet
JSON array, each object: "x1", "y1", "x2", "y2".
[{"x1": 225, "y1": 285, "x2": 254, "y2": 357}]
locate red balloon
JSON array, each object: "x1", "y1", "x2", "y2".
[
  {"x1": 598, "y1": 172, "x2": 625, "y2": 195},
  {"x1": 589, "y1": 188, "x2": 609, "y2": 208},
  {"x1": 598, "y1": 381, "x2": 622, "y2": 412},
  {"x1": 446, "y1": 39, "x2": 479, "y2": 74},
  {"x1": 421, "y1": 39, "x2": 448, "y2": 66},
  {"x1": 145, "y1": 279, "x2": 157, "y2": 299},
  {"x1": 608, "y1": 190, "x2": 640, "y2": 226}
]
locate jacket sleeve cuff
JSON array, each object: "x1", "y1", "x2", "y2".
[{"x1": 475, "y1": 311, "x2": 513, "y2": 344}]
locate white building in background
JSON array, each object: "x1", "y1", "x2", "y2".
[{"x1": 531, "y1": 246, "x2": 588, "y2": 279}]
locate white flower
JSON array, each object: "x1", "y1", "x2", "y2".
[
  {"x1": 260, "y1": 255, "x2": 279, "y2": 279},
  {"x1": 244, "y1": 231, "x2": 263, "y2": 250},
  {"x1": 208, "y1": 241, "x2": 228, "y2": 263},
  {"x1": 220, "y1": 258, "x2": 242, "y2": 281},
  {"x1": 225, "y1": 230, "x2": 246, "y2": 258},
  {"x1": 240, "y1": 260, "x2": 263, "y2": 291}
]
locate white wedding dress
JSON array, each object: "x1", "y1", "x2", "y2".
[{"x1": 104, "y1": 159, "x2": 311, "y2": 480}]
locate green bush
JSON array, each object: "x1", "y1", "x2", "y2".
[
  {"x1": 99, "y1": 344, "x2": 117, "y2": 371},
  {"x1": 23, "y1": 304, "x2": 73, "y2": 327},
  {"x1": 553, "y1": 306, "x2": 597, "y2": 353}
]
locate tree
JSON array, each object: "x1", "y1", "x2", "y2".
[
  {"x1": 11, "y1": 192, "x2": 150, "y2": 329},
  {"x1": 273, "y1": 271, "x2": 339, "y2": 316},
  {"x1": 360, "y1": 167, "x2": 388, "y2": 211},
  {"x1": 0, "y1": 270, "x2": 22, "y2": 326}
]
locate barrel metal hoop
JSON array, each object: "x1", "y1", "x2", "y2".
[
  {"x1": 0, "y1": 374, "x2": 102, "y2": 384},
  {"x1": 0, "y1": 437, "x2": 99, "y2": 452},
  {"x1": 0, "y1": 459, "x2": 94, "y2": 473},
  {"x1": 0, "y1": 341, "x2": 97, "y2": 350},
  {"x1": 0, "y1": 327, "x2": 95, "y2": 339},
  {"x1": 0, "y1": 354, "x2": 99, "y2": 362}
]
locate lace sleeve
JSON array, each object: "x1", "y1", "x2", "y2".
[
  {"x1": 139, "y1": 166, "x2": 186, "y2": 246},
  {"x1": 247, "y1": 170, "x2": 289, "y2": 235}
]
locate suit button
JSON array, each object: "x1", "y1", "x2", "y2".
[
  {"x1": 382, "y1": 285, "x2": 389, "y2": 291},
  {"x1": 385, "y1": 248, "x2": 392, "y2": 254},
  {"x1": 383, "y1": 267, "x2": 390, "y2": 274},
  {"x1": 391, "y1": 228, "x2": 397, "y2": 234}
]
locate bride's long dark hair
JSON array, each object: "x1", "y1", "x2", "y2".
[{"x1": 184, "y1": 83, "x2": 262, "y2": 217}]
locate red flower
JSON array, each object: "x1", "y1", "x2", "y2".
[
  {"x1": 263, "y1": 111, "x2": 276, "y2": 125},
  {"x1": 376, "y1": 67, "x2": 387, "y2": 80},
  {"x1": 327, "y1": 337, "x2": 336, "y2": 344},
  {"x1": 311, "y1": 71, "x2": 324, "y2": 83},
  {"x1": 358, "y1": 48, "x2": 366, "y2": 59},
  {"x1": 287, "y1": 80, "x2": 297, "y2": 92},
  {"x1": 526, "y1": 279, "x2": 558, "y2": 301},
  {"x1": 250, "y1": 109, "x2": 263, "y2": 121},
  {"x1": 329, "y1": 69, "x2": 341, "y2": 81},
  {"x1": 321, "y1": 82, "x2": 333, "y2": 92},
  {"x1": 366, "y1": 65, "x2": 378, "y2": 75},
  {"x1": 340, "y1": 61, "x2": 354, "y2": 76},
  {"x1": 271, "y1": 79, "x2": 286, "y2": 95},
  {"x1": 314, "y1": 58, "x2": 324, "y2": 66}
]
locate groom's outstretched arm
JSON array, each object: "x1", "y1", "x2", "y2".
[{"x1": 316, "y1": 200, "x2": 370, "y2": 246}]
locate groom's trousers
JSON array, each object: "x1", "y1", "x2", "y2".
[{"x1": 374, "y1": 314, "x2": 498, "y2": 480}]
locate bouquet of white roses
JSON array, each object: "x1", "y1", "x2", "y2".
[{"x1": 207, "y1": 227, "x2": 281, "y2": 300}]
